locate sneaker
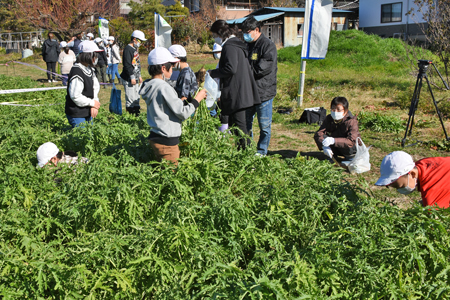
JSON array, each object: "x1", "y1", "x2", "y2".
[
  {"x1": 255, "y1": 153, "x2": 266, "y2": 157},
  {"x1": 48, "y1": 80, "x2": 52, "y2": 83},
  {"x1": 52, "y1": 80, "x2": 58, "y2": 83}
]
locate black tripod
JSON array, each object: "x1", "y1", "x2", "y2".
[{"x1": 402, "y1": 60, "x2": 450, "y2": 147}]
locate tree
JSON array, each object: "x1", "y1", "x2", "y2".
[
  {"x1": 408, "y1": 0, "x2": 450, "y2": 85},
  {"x1": 0, "y1": 0, "x2": 34, "y2": 32},
  {"x1": 127, "y1": 0, "x2": 166, "y2": 30},
  {"x1": 14, "y1": 0, "x2": 119, "y2": 39},
  {"x1": 166, "y1": 1, "x2": 189, "y2": 16}
]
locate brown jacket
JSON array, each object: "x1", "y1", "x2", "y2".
[{"x1": 314, "y1": 112, "x2": 361, "y2": 150}]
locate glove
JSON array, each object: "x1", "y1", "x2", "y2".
[
  {"x1": 323, "y1": 146, "x2": 333, "y2": 159},
  {"x1": 218, "y1": 123, "x2": 229, "y2": 132},
  {"x1": 322, "y1": 137, "x2": 335, "y2": 147}
]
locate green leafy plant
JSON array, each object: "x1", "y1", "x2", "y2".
[{"x1": 358, "y1": 111, "x2": 405, "y2": 133}]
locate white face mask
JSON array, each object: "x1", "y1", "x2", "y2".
[
  {"x1": 135, "y1": 42, "x2": 141, "y2": 48},
  {"x1": 214, "y1": 37, "x2": 222, "y2": 45},
  {"x1": 397, "y1": 174, "x2": 417, "y2": 195},
  {"x1": 213, "y1": 53, "x2": 221, "y2": 60},
  {"x1": 331, "y1": 111, "x2": 345, "y2": 121}
]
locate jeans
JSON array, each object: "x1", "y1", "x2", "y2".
[
  {"x1": 62, "y1": 74, "x2": 69, "y2": 86},
  {"x1": 66, "y1": 115, "x2": 93, "y2": 128},
  {"x1": 111, "y1": 64, "x2": 121, "y2": 80},
  {"x1": 246, "y1": 98, "x2": 273, "y2": 155}
]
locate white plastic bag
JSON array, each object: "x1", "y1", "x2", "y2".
[
  {"x1": 203, "y1": 72, "x2": 221, "y2": 109},
  {"x1": 348, "y1": 137, "x2": 371, "y2": 174}
]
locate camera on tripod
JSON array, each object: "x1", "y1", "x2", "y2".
[{"x1": 402, "y1": 59, "x2": 450, "y2": 147}]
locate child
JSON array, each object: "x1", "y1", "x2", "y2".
[
  {"x1": 314, "y1": 97, "x2": 361, "y2": 160},
  {"x1": 58, "y1": 41, "x2": 76, "y2": 86},
  {"x1": 168, "y1": 44, "x2": 198, "y2": 101},
  {"x1": 211, "y1": 43, "x2": 229, "y2": 132},
  {"x1": 139, "y1": 47, "x2": 206, "y2": 166},
  {"x1": 37, "y1": 142, "x2": 87, "y2": 168}
]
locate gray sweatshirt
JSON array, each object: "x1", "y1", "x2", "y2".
[{"x1": 139, "y1": 78, "x2": 198, "y2": 139}]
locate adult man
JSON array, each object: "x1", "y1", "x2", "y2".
[
  {"x1": 41, "y1": 32, "x2": 60, "y2": 83},
  {"x1": 241, "y1": 16, "x2": 278, "y2": 156},
  {"x1": 375, "y1": 151, "x2": 450, "y2": 208},
  {"x1": 71, "y1": 33, "x2": 83, "y2": 56},
  {"x1": 121, "y1": 30, "x2": 146, "y2": 116}
]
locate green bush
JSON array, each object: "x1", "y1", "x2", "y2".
[
  {"x1": 358, "y1": 111, "x2": 405, "y2": 133},
  {"x1": 1, "y1": 75, "x2": 450, "y2": 299}
]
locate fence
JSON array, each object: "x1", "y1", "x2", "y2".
[{"x1": 0, "y1": 30, "x2": 45, "y2": 54}]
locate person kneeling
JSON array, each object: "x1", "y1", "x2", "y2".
[
  {"x1": 314, "y1": 97, "x2": 361, "y2": 161},
  {"x1": 140, "y1": 47, "x2": 206, "y2": 166},
  {"x1": 37, "y1": 142, "x2": 87, "y2": 168}
]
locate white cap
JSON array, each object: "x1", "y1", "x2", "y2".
[
  {"x1": 212, "y1": 43, "x2": 222, "y2": 52},
  {"x1": 108, "y1": 36, "x2": 115, "y2": 41},
  {"x1": 94, "y1": 37, "x2": 102, "y2": 44},
  {"x1": 375, "y1": 151, "x2": 416, "y2": 186},
  {"x1": 60, "y1": 41, "x2": 67, "y2": 48},
  {"x1": 168, "y1": 44, "x2": 187, "y2": 58},
  {"x1": 37, "y1": 142, "x2": 59, "y2": 168},
  {"x1": 87, "y1": 33, "x2": 94, "y2": 38},
  {"x1": 148, "y1": 47, "x2": 180, "y2": 66},
  {"x1": 131, "y1": 30, "x2": 147, "y2": 41},
  {"x1": 79, "y1": 40, "x2": 104, "y2": 53}
]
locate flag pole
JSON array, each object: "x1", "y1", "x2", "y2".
[{"x1": 297, "y1": 60, "x2": 306, "y2": 106}]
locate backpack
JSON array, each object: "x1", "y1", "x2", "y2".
[{"x1": 299, "y1": 107, "x2": 327, "y2": 125}]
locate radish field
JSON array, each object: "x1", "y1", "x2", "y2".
[{"x1": 1, "y1": 75, "x2": 450, "y2": 299}]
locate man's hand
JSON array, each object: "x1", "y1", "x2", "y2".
[
  {"x1": 92, "y1": 100, "x2": 101, "y2": 110},
  {"x1": 195, "y1": 89, "x2": 207, "y2": 102},
  {"x1": 139, "y1": 77, "x2": 143, "y2": 84},
  {"x1": 131, "y1": 79, "x2": 137, "y2": 85},
  {"x1": 91, "y1": 107, "x2": 99, "y2": 118},
  {"x1": 322, "y1": 137, "x2": 335, "y2": 147},
  {"x1": 323, "y1": 146, "x2": 333, "y2": 159}
]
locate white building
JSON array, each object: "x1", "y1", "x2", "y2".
[{"x1": 359, "y1": 0, "x2": 428, "y2": 40}]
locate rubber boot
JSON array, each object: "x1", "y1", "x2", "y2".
[{"x1": 133, "y1": 106, "x2": 141, "y2": 117}]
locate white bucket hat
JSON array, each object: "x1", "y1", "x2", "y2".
[
  {"x1": 108, "y1": 36, "x2": 115, "y2": 41},
  {"x1": 79, "y1": 40, "x2": 104, "y2": 53},
  {"x1": 148, "y1": 47, "x2": 179, "y2": 66},
  {"x1": 168, "y1": 45, "x2": 187, "y2": 58},
  {"x1": 131, "y1": 30, "x2": 147, "y2": 41},
  {"x1": 87, "y1": 33, "x2": 94, "y2": 38},
  {"x1": 375, "y1": 151, "x2": 416, "y2": 186},
  {"x1": 37, "y1": 142, "x2": 59, "y2": 168},
  {"x1": 212, "y1": 43, "x2": 222, "y2": 52},
  {"x1": 94, "y1": 37, "x2": 102, "y2": 44},
  {"x1": 60, "y1": 41, "x2": 68, "y2": 48}
]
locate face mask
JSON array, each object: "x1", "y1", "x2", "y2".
[
  {"x1": 213, "y1": 53, "x2": 221, "y2": 60},
  {"x1": 93, "y1": 57, "x2": 98, "y2": 66},
  {"x1": 331, "y1": 111, "x2": 344, "y2": 121},
  {"x1": 397, "y1": 174, "x2": 417, "y2": 195},
  {"x1": 243, "y1": 33, "x2": 254, "y2": 43},
  {"x1": 135, "y1": 42, "x2": 141, "y2": 48},
  {"x1": 214, "y1": 37, "x2": 222, "y2": 45},
  {"x1": 110, "y1": 41, "x2": 113, "y2": 45}
]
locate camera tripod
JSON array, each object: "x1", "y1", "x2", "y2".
[{"x1": 402, "y1": 60, "x2": 450, "y2": 147}]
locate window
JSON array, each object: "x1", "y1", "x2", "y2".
[
  {"x1": 297, "y1": 23, "x2": 304, "y2": 37},
  {"x1": 381, "y1": 3, "x2": 402, "y2": 23}
]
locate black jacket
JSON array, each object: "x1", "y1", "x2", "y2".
[
  {"x1": 42, "y1": 39, "x2": 60, "y2": 63},
  {"x1": 210, "y1": 37, "x2": 260, "y2": 115},
  {"x1": 97, "y1": 46, "x2": 108, "y2": 67},
  {"x1": 247, "y1": 33, "x2": 278, "y2": 102},
  {"x1": 120, "y1": 44, "x2": 141, "y2": 82}
]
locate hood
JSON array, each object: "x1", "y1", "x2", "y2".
[
  {"x1": 44, "y1": 39, "x2": 58, "y2": 47},
  {"x1": 224, "y1": 37, "x2": 247, "y2": 51}
]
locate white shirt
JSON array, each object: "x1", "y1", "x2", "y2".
[{"x1": 68, "y1": 63, "x2": 100, "y2": 107}]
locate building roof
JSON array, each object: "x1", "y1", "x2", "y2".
[
  {"x1": 334, "y1": 1, "x2": 359, "y2": 10},
  {"x1": 227, "y1": 6, "x2": 352, "y2": 24},
  {"x1": 227, "y1": 12, "x2": 284, "y2": 24}
]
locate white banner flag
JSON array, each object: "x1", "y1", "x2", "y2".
[
  {"x1": 154, "y1": 13, "x2": 172, "y2": 48},
  {"x1": 301, "y1": 0, "x2": 333, "y2": 59},
  {"x1": 98, "y1": 17, "x2": 110, "y2": 40}
]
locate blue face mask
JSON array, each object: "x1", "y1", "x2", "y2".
[{"x1": 243, "y1": 33, "x2": 254, "y2": 43}]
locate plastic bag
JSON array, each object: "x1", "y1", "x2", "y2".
[
  {"x1": 348, "y1": 137, "x2": 371, "y2": 174},
  {"x1": 109, "y1": 84, "x2": 122, "y2": 115},
  {"x1": 203, "y1": 72, "x2": 221, "y2": 109}
]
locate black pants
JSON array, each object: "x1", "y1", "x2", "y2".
[
  {"x1": 229, "y1": 107, "x2": 250, "y2": 150},
  {"x1": 46, "y1": 62, "x2": 56, "y2": 80}
]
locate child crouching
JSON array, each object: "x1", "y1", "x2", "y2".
[{"x1": 140, "y1": 48, "x2": 206, "y2": 165}]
